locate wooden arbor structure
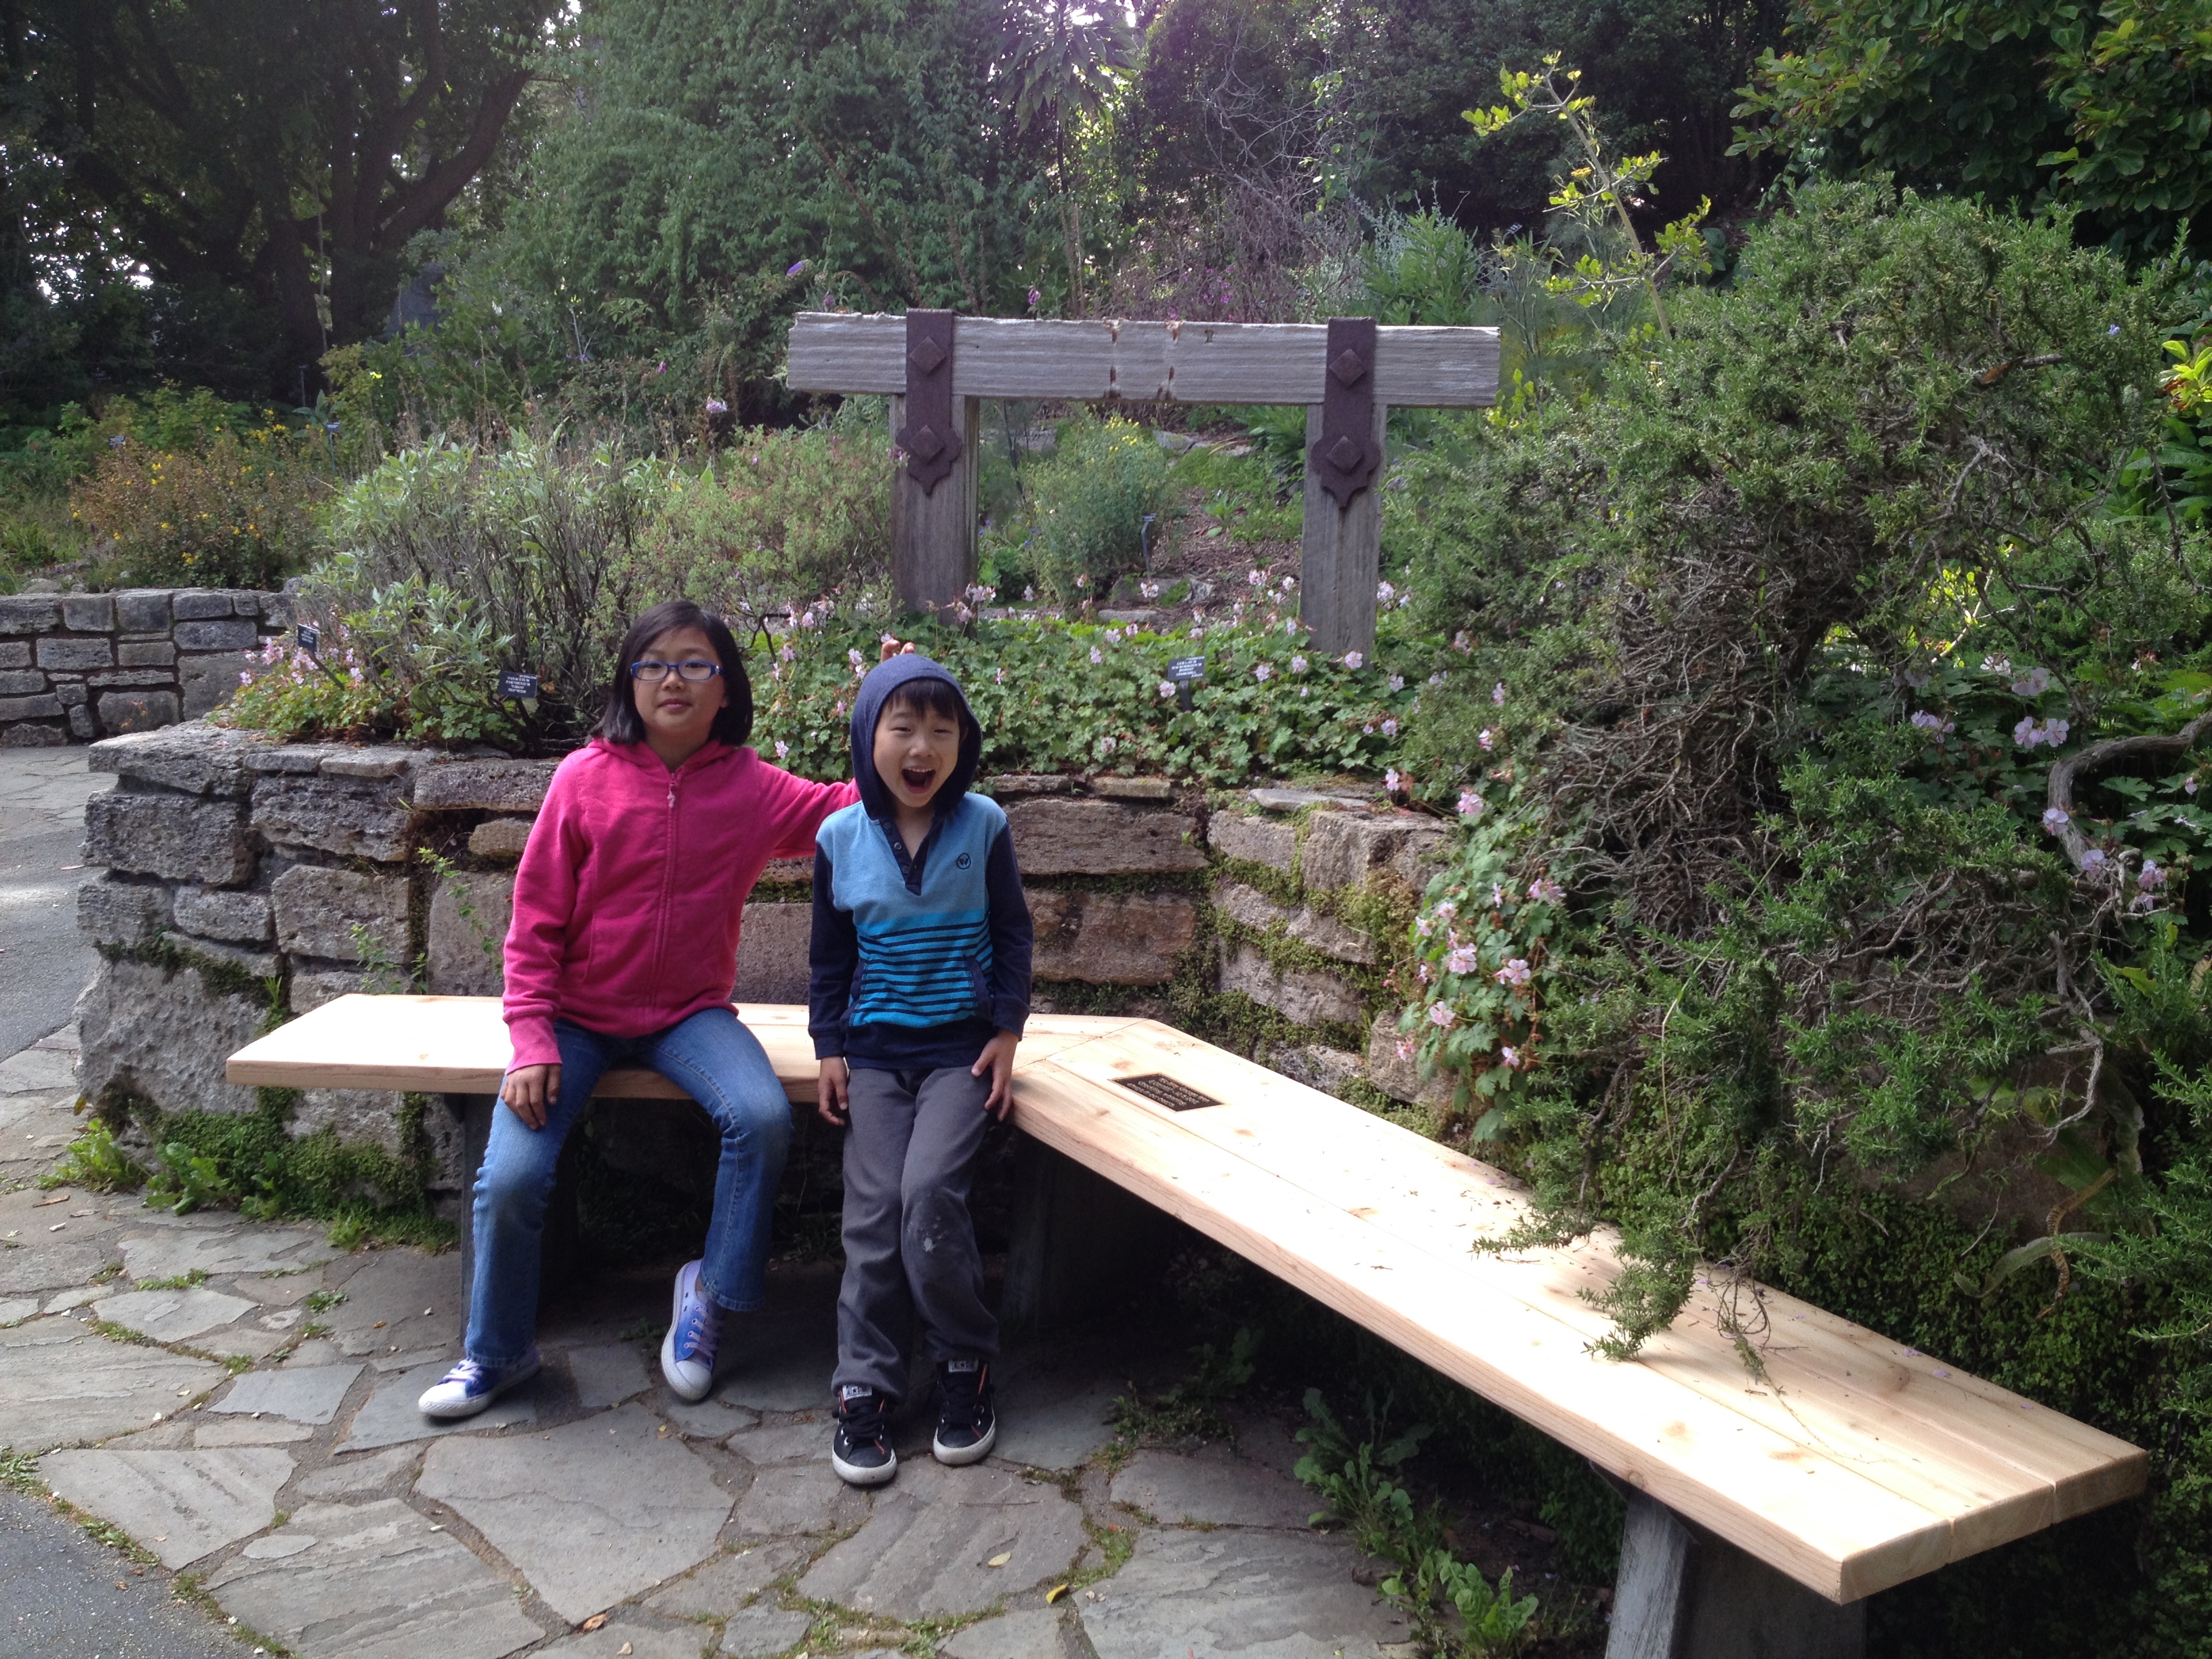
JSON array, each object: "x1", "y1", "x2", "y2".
[{"x1": 784, "y1": 310, "x2": 1501, "y2": 655}]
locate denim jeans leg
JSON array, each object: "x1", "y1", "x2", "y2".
[
  {"x1": 465, "y1": 1021, "x2": 616, "y2": 1366},
  {"x1": 644, "y1": 1006, "x2": 794, "y2": 1313}
]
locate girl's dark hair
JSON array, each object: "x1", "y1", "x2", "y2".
[{"x1": 594, "y1": 600, "x2": 754, "y2": 748}]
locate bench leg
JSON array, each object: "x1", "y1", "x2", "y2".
[
  {"x1": 1002, "y1": 1132, "x2": 1178, "y2": 1332},
  {"x1": 449, "y1": 1092, "x2": 583, "y2": 1342},
  {"x1": 1607, "y1": 1489, "x2": 1865, "y2": 1659}
]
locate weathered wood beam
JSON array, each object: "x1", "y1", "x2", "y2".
[
  {"x1": 787, "y1": 313, "x2": 1500, "y2": 409},
  {"x1": 1300, "y1": 401, "x2": 1387, "y2": 655}
]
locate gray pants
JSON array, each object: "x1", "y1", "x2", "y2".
[{"x1": 833, "y1": 1065, "x2": 999, "y2": 1400}]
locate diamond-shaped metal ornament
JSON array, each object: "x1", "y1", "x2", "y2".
[
  {"x1": 907, "y1": 337, "x2": 947, "y2": 375},
  {"x1": 906, "y1": 425, "x2": 945, "y2": 462},
  {"x1": 1330, "y1": 348, "x2": 1369, "y2": 386},
  {"x1": 1327, "y1": 434, "x2": 1364, "y2": 472}
]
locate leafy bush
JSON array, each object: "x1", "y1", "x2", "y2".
[
  {"x1": 630, "y1": 424, "x2": 890, "y2": 626},
  {"x1": 70, "y1": 419, "x2": 330, "y2": 588},
  {"x1": 1020, "y1": 415, "x2": 1174, "y2": 603},
  {"x1": 43, "y1": 1120, "x2": 144, "y2": 1192}
]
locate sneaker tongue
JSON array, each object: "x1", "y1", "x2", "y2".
[
  {"x1": 945, "y1": 1358, "x2": 979, "y2": 1373},
  {"x1": 839, "y1": 1383, "x2": 874, "y2": 1402}
]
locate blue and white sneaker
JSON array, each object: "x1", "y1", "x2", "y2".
[
  {"x1": 660, "y1": 1259, "x2": 724, "y2": 1403},
  {"x1": 417, "y1": 1347, "x2": 539, "y2": 1420}
]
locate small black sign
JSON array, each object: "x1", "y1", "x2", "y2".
[
  {"x1": 497, "y1": 670, "x2": 541, "y2": 701},
  {"x1": 1168, "y1": 655, "x2": 1206, "y2": 682},
  {"x1": 295, "y1": 624, "x2": 321, "y2": 653}
]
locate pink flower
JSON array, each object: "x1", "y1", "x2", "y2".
[
  {"x1": 1446, "y1": 944, "x2": 1480, "y2": 975},
  {"x1": 1343, "y1": 651, "x2": 1365, "y2": 670},
  {"x1": 1458, "y1": 790, "x2": 1485, "y2": 817},
  {"x1": 1395, "y1": 1036, "x2": 1416, "y2": 1061},
  {"x1": 1384, "y1": 768, "x2": 1403, "y2": 793},
  {"x1": 1479, "y1": 729, "x2": 1495, "y2": 751},
  {"x1": 1090, "y1": 647, "x2": 1104, "y2": 665},
  {"x1": 775, "y1": 741, "x2": 790, "y2": 760},
  {"x1": 1248, "y1": 569, "x2": 1265, "y2": 587},
  {"x1": 1528, "y1": 876, "x2": 1565, "y2": 904},
  {"x1": 1290, "y1": 655, "x2": 1309, "y2": 674},
  {"x1": 1254, "y1": 663, "x2": 1273, "y2": 681},
  {"x1": 1389, "y1": 674, "x2": 1406, "y2": 693},
  {"x1": 1495, "y1": 958, "x2": 1532, "y2": 987},
  {"x1": 1427, "y1": 1002, "x2": 1456, "y2": 1028},
  {"x1": 1159, "y1": 680, "x2": 1177, "y2": 699},
  {"x1": 1381, "y1": 718, "x2": 1399, "y2": 737},
  {"x1": 2041, "y1": 806, "x2": 2070, "y2": 835},
  {"x1": 1492, "y1": 682, "x2": 1507, "y2": 705},
  {"x1": 1499, "y1": 1045, "x2": 1522, "y2": 1069}
]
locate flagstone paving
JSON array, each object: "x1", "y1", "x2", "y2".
[{"x1": 0, "y1": 1021, "x2": 1412, "y2": 1658}]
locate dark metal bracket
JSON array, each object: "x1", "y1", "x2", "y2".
[
  {"x1": 897, "y1": 308, "x2": 961, "y2": 495},
  {"x1": 1308, "y1": 316, "x2": 1380, "y2": 511}
]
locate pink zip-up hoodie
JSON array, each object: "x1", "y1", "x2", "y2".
[{"x1": 503, "y1": 737, "x2": 859, "y2": 1067}]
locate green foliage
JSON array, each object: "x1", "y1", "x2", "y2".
[
  {"x1": 1736, "y1": 0, "x2": 2212, "y2": 253},
  {"x1": 1110, "y1": 1326, "x2": 1261, "y2": 1446},
  {"x1": 145, "y1": 1141, "x2": 237, "y2": 1215},
  {"x1": 1017, "y1": 416, "x2": 1175, "y2": 604},
  {"x1": 1294, "y1": 1391, "x2": 1538, "y2": 1657},
  {"x1": 42, "y1": 1120, "x2": 144, "y2": 1193}
]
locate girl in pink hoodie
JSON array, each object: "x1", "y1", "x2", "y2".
[{"x1": 419, "y1": 599, "x2": 857, "y2": 1420}]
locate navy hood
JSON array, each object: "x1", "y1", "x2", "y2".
[{"x1": 848, "y1": 652, "x2": 983, "y2": 820}]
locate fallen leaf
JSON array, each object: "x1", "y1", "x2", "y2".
[
  {"x1": 371, "y1": 1320, "x2": 386, "y2": 1329},
  {"x1": 619, "y1": 1647, "x2": 633, "y2": 1656},
  {"x1": 33, "y1": 1193, "x2": 67, "y2": 1208},
  {"x1": 580, "y1": 1614, "x2": 607, "y2": 1632},
  {"x1": 1046, "y1": 1582, "x2": 1071, "y2": 1603},
  {"x1": 985, "y1": 1551, "x2": 1012, "y2": 1568}
]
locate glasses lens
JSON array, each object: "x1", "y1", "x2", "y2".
[
  {"x1": 630, "y1": 661, "x2": 669, "y2": 681},
  {"x1": 677, "y1": 661, "x2": 720, "y2": 682}
]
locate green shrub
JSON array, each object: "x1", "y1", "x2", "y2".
[
  {"x1": 68, "y1": 417, "x2": 329, "y2": 589},
  {"x1": 1021, "y1": 415, "x2": 1174, "y2": 604}
]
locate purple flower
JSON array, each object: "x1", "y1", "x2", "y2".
[
  {"x1": 775, "y1": 740, "x2": 790, "y2": 759},
  {"x1": 1253, "y1": 663, "x2": 1273, "y2": 681},
  {"x1": 1027, "y1": 287, "x2": 1042, "y2": 310},
  {"x1": 1290, "y1": 655, "x2": 1309, "y2": 675},
  {"x1": 1377, "y1": 580, "x2": 1396, "y2": 603},
  {"x1": 1910, "y1": 710, "x2": 1954, "y2": 735},
  {"x1": 1385, "y1": 767, "x2": 1403, "y2": 793},
  {"x1": 1458, "y1": 790, "x2": 1485, "y2": 817},
  {"x1": 1159, "y1": 680, "x2": 1176, "y2": 699},
  {"x1": 2042, "y1": 806, "x2": 2070, "y2": 835},
  {"x1": 2011, "y1": 667, "x2": 2051, "y2": 696},
  {"x1": 1492, "y1": 682, "x2": 1507, "y2": 705},
  {"x1": 1389, "y1": 674, "x2": 1406, "y2": 693},
  {"x1": 705, "y1": 398, "x2": 729, "y2": 415},
  {"x1": 1479, "y1": 728, "x2": 1495, "y2": 752},
  {"x1": 1499, "y1": 1045, "x2": 1522, "y2": 1069},
  {"x1": 2139, "y1": 859, "x2": 2167, "y2": 891},
  {"x1": 1089, "y1": 646, "x2": 1104, "y2": 665},
  {"x1": 1343, "y1": 651, "x2": 1365, "y2": 670},
  {"x1": 2081, "y1": 848, "x2": 2108, "y2": 874},
  {"x1": 1380, "y1": 718, "x2": 1399, "y2": 737},
  {"x1": 1528, "y1": 876, "x2": 1565, "y2": 905},
  {"x1": 787, "y1": 260, "x2": 808, "y2": 276}
]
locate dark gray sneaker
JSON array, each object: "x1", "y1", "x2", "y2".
[
  {"x1": 933, "y1": 1358, "x2": 996, "y2": 1466},
  {"x1": 831, "y1": 1385, "x2": 898, "y2": 1487}
]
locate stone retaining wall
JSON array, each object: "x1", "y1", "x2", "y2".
[
  {"x1": 71, "y1": 722, "x2": 1456, "y2": 1202},
  {"x1": 0, "y1": 588, "x2": 289, "y2": 745}
]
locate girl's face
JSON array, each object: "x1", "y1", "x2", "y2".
[{"x1": 631, "y1": 625, "x2": 729, "y2": 758}]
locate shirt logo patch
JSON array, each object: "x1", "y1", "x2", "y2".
[{"x1": 956, "y1": 851, "x2": 972, "y2": 868}]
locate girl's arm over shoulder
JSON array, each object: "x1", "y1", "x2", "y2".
[
  {"x1": 757, "y1": 756, "x2": 861, "y2": 861},
  {"x1": 504, "y1": 756, "x2": 591, "y2": 1069}
]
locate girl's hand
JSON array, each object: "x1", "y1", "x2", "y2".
[
  {"x1": 502, "y1": 1064, "x2": 560, "y2": 1130},
  {"x1": 878, "y1": 637, "x2": 917, "y2": 661},
  {"x1": 817, "y1": 1057, "x2": 851, "y2": 1126},
  {"x1": 972, "y1": 1031, "x2": 1020, "y2": 1120}
]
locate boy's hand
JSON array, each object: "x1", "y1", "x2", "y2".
[
  {"x1": 501, "y1": 1064, "x2": 560, "y2": 1130},
  {"x1": 817, "y1": 1057, "x2": 851, "y2": 1126},
  {"x1": 972, "y1": 1030, "x2": 1020, "y2": 1120},
  {"x1": 877, "y1": 636, "x2": 916, "y2": 661}
]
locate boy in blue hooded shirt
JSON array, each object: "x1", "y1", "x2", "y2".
[{"x1": 810, "y1": 651, "x2": 1033, "y2": 1486}]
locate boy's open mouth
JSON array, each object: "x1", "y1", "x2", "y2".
[{"x1": 901, "y1": 765, "x2": 935, "y2": 792}]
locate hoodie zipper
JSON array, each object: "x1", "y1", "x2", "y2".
[{"x1": 651, "y1": 764, "x2": 682, "y2": 1006}]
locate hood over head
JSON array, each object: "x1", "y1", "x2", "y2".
[{"x1": 848, "y1": 651, "x2": 982, "y2": 820}]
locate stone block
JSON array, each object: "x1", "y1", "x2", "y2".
[
  {"x1": 96, "y1": 689, "x2": 181, "y2": 734},
  {"x1": 67, "y1": 704, "x2": 94, "y2": 739},
  {"x1": 1078, "y1": 1530, "x2": 1407, "y2": 1659},
  {"x1": 76, "y1": 956, "x2": 266, "y2": 1114},
  {"x1": 92, "y1": 1286, "x2": 255, "y2": 1343},
  {"x1": 0, "y1": 594, "x2": 60, "y2": 633},
  {"x1": 173, "y1": 885, "x2": 272, "y2": 943},
  {"x1": 986, "y1": 773, "x2": 1073, "y2": 795},
  {"x1": 209, "y1": 1361, "x2": 363, "y2": 1425},
  {"x1": 289, "y1": 1088, "x2": 406, "y2": 1157},
  {"x1": 1206, "y1": 809, "x2": 1297, "y2": 874},
  {"x1": 943, "y1": 1610, "x2": 1084, "y2": 1659},
  {"x1": 178, "y1": 651, "x2": 251, "y2": 716},
  {"x1": 1217, "y1": 940, "x2": 1366, "y2": 1028},
  {"x1": 41, "y1": 1446, "x2": 292, "y2": 1570},
  {"x1": 320, "y1": 745, "x2": 419, "y2": 780},
  {"x1": 291, "y1": 967, "x2": 367, "y2": 1012},
  {"x1": 0, "y1": 692, "x2": 62, "y2": 720},
  {"x1": 272, "y1": 863, "x2": 411, "y2": 962},
  {"x1": 1215, "y1": 881, "x2": 1378, "y2": 966},
  {"x1": 1090, "y1": 775, "x2": 1175, "y2": 800},
  {"x1": 1029, "y1": 889, "x2": 1200, "y2": 983},
  {"x1": 1265, "y1": 1042, "x2": 1365, "y2": 1099},
  {"x1": 411, "y1": 755, "x2": 562, "y2": 812},
  {"x1": 1109, "y1": 1447, "x2": 1316, "y2": 1528},
  {"x1": 85, "y1": 790, "x2": 253, "y2": 884},
  {"x1": 0, "y1": 670, "x2": 44, "y2": 695},
  {"x1": 61, "y1": 592, "x2": 116, "y2": 631},
  {"x1": 176, "y1": 937, "x2": 281, "y2": 978},
  {"x1": 1, "y1": 720, "x2": 65, "y2": 745},
  {"x1": 255, "y1": 590, "x2": 293, "y2": 623},
  {"x1": 1392, "y1": 825, "x2": 1452, "y2": 893},
  {"x1": 88, "y1": 720, "x2": 264, "y2": 794},
  {"x1": 88, "y1": 668, "x2": 173, "y2": 687},
  {"x1": 1004, "y1": 796, "x2": 1207, "y2": 875},
  {"x1": 242, "y1": 743, "x2": 324, "y2": 773},
  {"x1": 417, "y1": 1403, "x2": 733, "y2": 1624},
  {"x1": 1300, "y1": 809, "x2": 1439, "y2": 895},
  {"x1": 466, "y1": 815, "x2": 533, "y2": 857},
  {"x1": 36, "y1": 636, "x2": 113, "y2": 670},
  {"x1": 0, "y1": 640, "x2": 26, "y2": 667},
  {"x1": 170, "y1": 588, "x2": 236, "y2": 620},
  {"x1": 0, "y1": 1319, "x2": 228, "y2": 1449},
  {"x1": 252, "y1": 773, "x2": 411, "y2": 860},
  {"x1": 426, "y1": 871, "x2": 513, "y2": 995},
  {"x1": 51, "y1": 680, "x2": 85, "y2": 705},
  {"x1": 1365, "y1": 1012, "x2": 1452, "y2": 1109},
  {"x1": 733, "y1": 901, "x2": 810, "y2": 1003},
  {"x1": 78, "y1": 876, "x2": 174, "y2": 947},
  {"x1": 116, "y1": 639, "x2": 177, "y2": 666},
  {"x1": 114, "y1": 589, "x2": 173, "y2": 631}
]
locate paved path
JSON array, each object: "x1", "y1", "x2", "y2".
[
  {"x1": 0, "y1": 747, "x2": 108, "y2": 1058},
  {"x1": 0, "y1": 1025, "x2": 1411, "y2": 1659}
]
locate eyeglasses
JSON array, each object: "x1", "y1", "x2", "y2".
[{"x1": 629, "y1": 659, "x2": 722, "y2": 682}]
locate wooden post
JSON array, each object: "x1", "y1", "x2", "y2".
[
  {"x1": 1300, "y1": 400, "x2": 1386, "y2": 657},
  {"x1": 890, "y1": 393, "x2": 981, "y2": 619},
  {"x1": 1606, "y1": 1489, "x2": 1867, "y2": 1659},
  {"x1": 1002, "y1": 1132, "x2": 1180, "y2": 1332}
]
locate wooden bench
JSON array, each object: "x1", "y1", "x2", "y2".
[{"x1": 228, "y1": 995, "x2": 2147, "y2": 1658}]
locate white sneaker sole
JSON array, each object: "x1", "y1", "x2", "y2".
[
  {"x1": 659, "y1": 1264, "x2": 716, "y2": 1404},
  {"x1": 832, "y1": 1446, "x2": 900, "y2": 1487},
  {"x1": 417, "y1": 1354, "x2": 540, "y2": 1420},
  {"x1": 933, "y1": 1418, "x2": 997, "y2": 1466}
]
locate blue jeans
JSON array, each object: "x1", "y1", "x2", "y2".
[{"x1": 466, "y1": 1006, "x2": 793, "y2": 1367}]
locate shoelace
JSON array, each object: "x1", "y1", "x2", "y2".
[
  {"x1": 440, "y1": 1359, "x2": 489, "y2": 1391},
  {"x1": 839, "y1": 1395, "x2": 890, "y2": 1448},
  {"x1": 941, "y1": 1366, "x2": 989, "y2": 1432},
  {"x1": 674, "y1": 1292, "x2": 720, "y2": 1365}
]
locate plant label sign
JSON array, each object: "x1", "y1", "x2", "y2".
[
  {"x1": 497, "y1": 670, "x2": 541, "y2": 701},
  {"x1": 295, "y1": 624, "x2": 321, "y2": 654},
  {"x1": 1168, "y1": 654, "x2": 1206, "y2": 710}
]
